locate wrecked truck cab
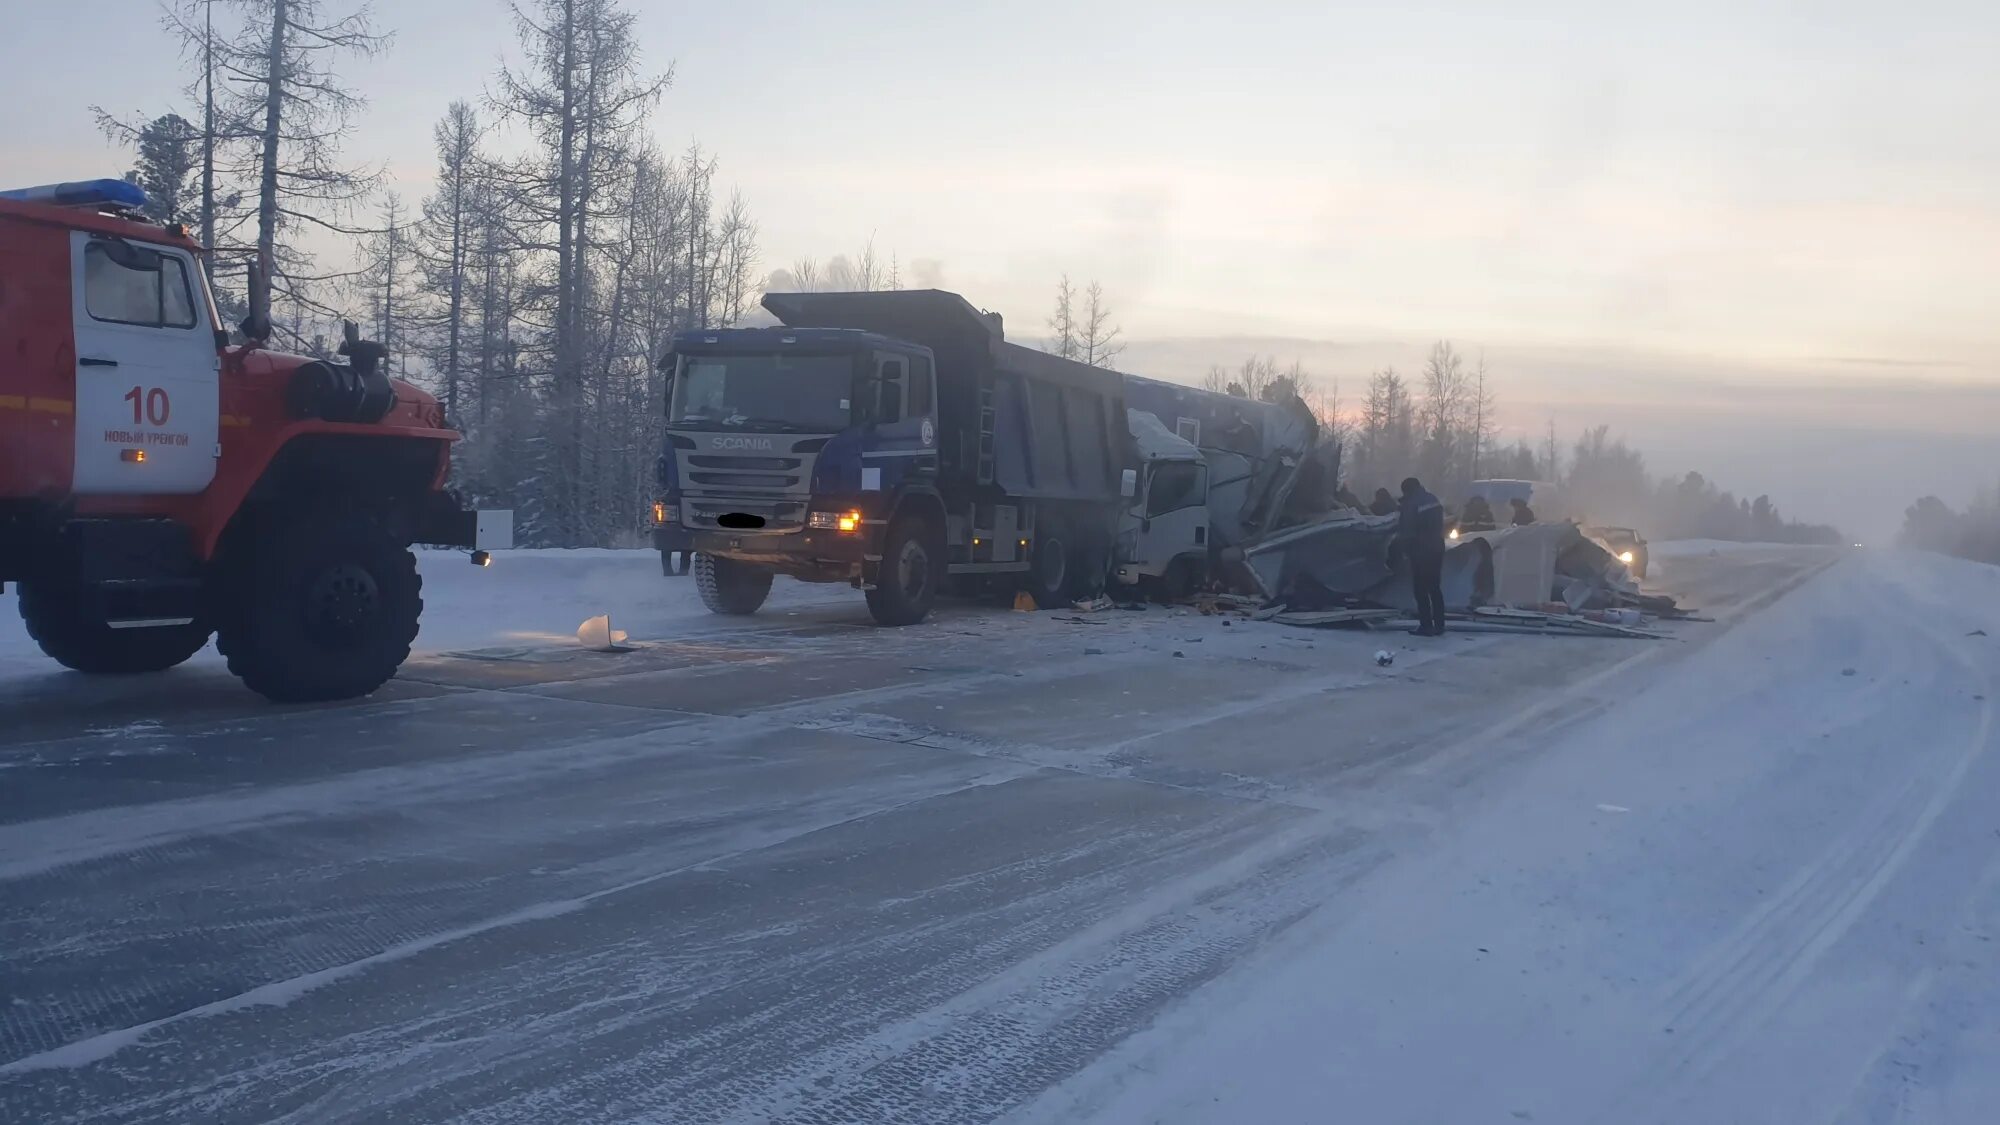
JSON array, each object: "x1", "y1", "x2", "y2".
[{"x1": 1116, "y1": 409, "x2": 1210, "y2": 600}]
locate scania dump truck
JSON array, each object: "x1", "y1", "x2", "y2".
[
  {"x1": 652, "y1": 288, "x2": 1341, "y2": 621},
  {"x1": 652, "y1": 289, "x2": 1133, "y2": 625},
  {"x1": 0, "y1": 178, "x2": 509, "y2": 701}
]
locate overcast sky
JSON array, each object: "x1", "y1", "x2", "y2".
[{"x1": 6, "y1": 0, "x2": 1996, "y2": 536}]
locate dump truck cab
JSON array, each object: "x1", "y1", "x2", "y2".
[
  {"x1": 657, "y1": 323, "x2": 940, "y2": 581},
  {"x1": 0, "y1": 178, "x2": 509, "y2": 701}
]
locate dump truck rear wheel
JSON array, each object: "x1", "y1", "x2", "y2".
[
  {"x1": 866, "y1": 516, "x2": 941, "y2": 626},
  {"x1": 17, "y1": 581, "x2": 211, "y2": 675},
  {"x1": 215, "y1": 512, "x2": 422, "y2": 703},
  {"x1": 1027, "y1": 527, "x2": 1073, "y2": 609},
  {"x1": 694, "y1": 553, "x2": 771, "y2": 615}
]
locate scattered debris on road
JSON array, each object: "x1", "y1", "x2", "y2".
[
  {"x1": 1177, "y1": 519, "x2": 1701, "y2": 641},
  {"x1": 1272, "y1": 609, "x2": 1403, "y2": 629}
]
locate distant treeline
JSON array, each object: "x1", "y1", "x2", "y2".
[
  {"x1": 1186, "y1": 338, "x2": 1843, "y2": 545},
  {"x1": 1900, "y1": 490, "x2": 2000, "y2": 564}
]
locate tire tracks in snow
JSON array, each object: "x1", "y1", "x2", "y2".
[{"x1": 1604, "y1": 559, "x2": 1999, "y2": 1123}]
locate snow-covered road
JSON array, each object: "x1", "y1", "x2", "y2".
[
  {"x1": 6, "y1": 544, "x2": 1981, "y2": 1123},
  {"x1": 1021, "y1": 548, "x2": 2000, "y2": 1125}
]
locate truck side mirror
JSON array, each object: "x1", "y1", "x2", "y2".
[{"x1": 1120, "y1": 468, "x2": 1138, "y2": 498}]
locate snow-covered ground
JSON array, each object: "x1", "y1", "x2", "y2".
[
  {"x1": 1016, "y1": 547, "x2": 2000, "y2": 1124},
  {"x1": 9, "y1": 542, "x2": 1993, "y2": 1124},
  {"x1": 0, "y1": 548, "x2": 848, "y2": 678}
]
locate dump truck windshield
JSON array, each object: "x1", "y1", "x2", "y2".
[{"x1": 669, "y1": 353, "x2": 852, "y2": 432}]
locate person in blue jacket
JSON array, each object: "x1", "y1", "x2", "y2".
[{"x1": 1398, "y1": 477, "x2": 1448, "y2": 636}]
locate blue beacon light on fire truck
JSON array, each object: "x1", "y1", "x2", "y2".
[{"x1": 0, "y1": 179, "x2": 152, "y2": 211}]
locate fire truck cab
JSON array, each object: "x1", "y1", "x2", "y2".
[{"x1": 0, "y1": 179, "x2": 509, "y2": 702}]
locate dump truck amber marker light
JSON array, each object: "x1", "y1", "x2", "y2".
[{"x1": 120, "y1": 449, "x2": 146, "y2": 463}]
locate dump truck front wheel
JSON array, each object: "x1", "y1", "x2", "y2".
[
  {"x1": 215, "y1": 511, "x2": 422, "y2": 703},
  {"x1": 694, "y1": 553, "x2": 772, "y2": 615},
  {"x1": 17, "y1": 582, "x2": 211, "y2": 675},
  {"x1": 866, "y1": 516, "x2": 941, "y2": 626}
]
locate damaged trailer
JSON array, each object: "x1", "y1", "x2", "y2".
[{"x1": 1230, "y1": 511, "x2": 1497, "y2": 612}]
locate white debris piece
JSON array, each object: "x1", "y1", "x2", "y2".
[{"x1": 575, "y1": 614, "x2": 628, "y2": 651}]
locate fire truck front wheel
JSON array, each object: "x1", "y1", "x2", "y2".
[
  {"x1": 216, "y1": 512, "x2": 423, "y2": 703},
  {"x1": 16, "y1": 582, "x2": 211, "y2": 675}
]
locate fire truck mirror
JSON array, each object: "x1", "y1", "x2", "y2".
[{"x1": 98, "y1": 236, "x2": 160, "y2": 272}]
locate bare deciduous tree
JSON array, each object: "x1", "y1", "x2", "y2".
[
  {"x1": 1079, "y1": 280, "x2": 1124, "y2": 368},
  {"x1": 1417, "y1": 340, "x2": 1469, "y2": 488},
  {"x1": 415, "y1": 101, "x2": 485, "y2": 421},
  {"x1": 220, "y1": 0, "x2": 393, "y2": 319},
  {"x1": 1046, "y1": 275, "x2": 1079, "y2": 361},
  {"x1": 354, "y1": 192, "x2": 412, "y2": 376},
  {"x1": 1235, "y1": 355, "x2": 1280, "y2": 401},
  {"x1": 1468, "y1": 352, "x2": 1497, "y2": 480},
  {"x1": 495, "y1": 0, "x2": 670, "y2": 544}
]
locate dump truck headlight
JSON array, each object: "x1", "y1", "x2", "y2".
[
  {"x1": 1448, "y1": 528, "x2": 1460, "y2": 540},
  {"x1": 1618, "y1": 550, "x2": 1635, "y2": 564},
  {"x1": 809, "y1": 510, "x2": 863, "y2": 532},
  {"x1": 653, "y1": 502, "x2": 676, "y2": 526}
]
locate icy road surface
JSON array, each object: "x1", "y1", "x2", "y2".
[{"x1": 3, "y1": 544, "x2": 1984, "y2": 1124}]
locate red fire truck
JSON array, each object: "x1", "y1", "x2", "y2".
[{"x1": 0, "y1": 179, "x2": 509, "y2": 702}]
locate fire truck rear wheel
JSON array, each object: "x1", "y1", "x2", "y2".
[
  {"x1": 16, "y1": 582, "x2": 211, "y2": 675},
  {"x1": 694, "y1": 553, "x2": 772, "y2": 615},
  {"x1": 216, "y1": 512, "x2": 422, "y2": 703}
]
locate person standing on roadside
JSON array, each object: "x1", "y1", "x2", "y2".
[{"x1": 1398, "y1": 476, "x2": 1448, "y2": 636}]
